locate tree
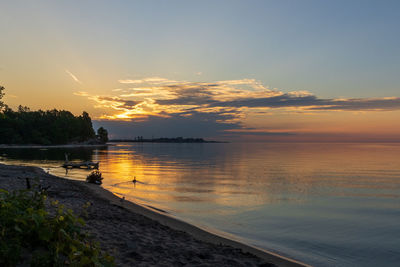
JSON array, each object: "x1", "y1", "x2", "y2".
[
  {"x1": 0, "y1": 107, "x2": 101, "y2": 145},
  {"x1": 79, "y1": 111, "x2": 96, "y2": 141},
  {"x1": 97, "y1": 127, "x2": 108, "y2": 143},
  {"x1": 0, "y1": 86, "x2": 5, "y2": 109},
  {"x1": 0, "y1": 86, "x2": 106, "y2": 145}
]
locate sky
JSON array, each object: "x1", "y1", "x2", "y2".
[{"x1": 1, "y1": 0, "x2": 400, "y2": 141}]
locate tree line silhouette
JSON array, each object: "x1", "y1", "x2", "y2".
[{"x1": 0, "y1": 86, "x2": 107, "y2": 145}]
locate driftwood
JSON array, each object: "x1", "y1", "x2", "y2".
[
  {"x1": 25, "y1": 177, "x2": 51, "y2": 193},
  {"x1": 62, "y1": 161, "x2": 99, "y2": 169},
  {"x1": 62, "y1": 153, "x2": 99, "y2": 169},
  {"x1": 26, "y1": 177, "x2": 31, "y2": 189}
]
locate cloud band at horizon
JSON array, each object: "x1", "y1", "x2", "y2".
[{"x1": 76, "y1": 77, "x2": 400, "y2": 142}]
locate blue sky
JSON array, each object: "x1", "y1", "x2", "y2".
[{"x1": 1, "y1": 1, "x2": 400, "y2": 140}]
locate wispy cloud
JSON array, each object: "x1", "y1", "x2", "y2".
[
  {"x1": 118, "y1": 77, "x2": 179, "y2": 85},
  {"x1": 73, "y1": 91, "x2": 89, "y2": 97},
  {"x1": 5, "y1": 94, "x2": 17, "y2": 98},
  {"x1": 65, "y1": 69, "x2": 82, "y2": 84}
]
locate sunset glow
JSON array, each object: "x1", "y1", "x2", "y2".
[
  {"x1": 1, "y1": 1, "x2": 400, "y2": 141},
  {"x1": 2, "y1": 2, "x2": 400, "y2": 266}
]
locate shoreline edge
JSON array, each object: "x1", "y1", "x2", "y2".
[{"x1": 1, "y1": 163, "x2": 309, "y2": 267}]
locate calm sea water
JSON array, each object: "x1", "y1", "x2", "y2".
[{"x1": 1, "y1": 142, "x2": 400, "y2": 266}]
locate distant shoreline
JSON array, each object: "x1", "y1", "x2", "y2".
[{"x1": 110, "y1": 137, "x2": 228, "y2": 143}]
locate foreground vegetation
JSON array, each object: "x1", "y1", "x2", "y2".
[{"x1": 0, "y1": 187, "x2": 114, "y2": 266}]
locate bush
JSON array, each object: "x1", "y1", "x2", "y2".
[
  {"x1": 0, "y1": 188, "x2": 114, "y2": 266},
  {"x1": 86, "y1": 171, "x2": 103, "y2": 185}
]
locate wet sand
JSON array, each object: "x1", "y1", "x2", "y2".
[{"x1": 0, "y1": 163, "x2": 307, "y2": 267}]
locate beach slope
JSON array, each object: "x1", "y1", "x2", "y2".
[{"x1": 0, "y1": 163, "x2": 307, "y2": 267}]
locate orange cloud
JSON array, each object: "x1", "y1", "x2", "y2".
[{"x1": 74, "y1": 77, "x2": 400, "y2": 134}]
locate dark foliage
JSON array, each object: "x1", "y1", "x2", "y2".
[
  {"x1": 0, "y1": 86, "x2": 4, "y2": 109},
  {"x1": 97, "y1": 127, "x2": 108, "y2": 144},
  {"x1": 86, "y1": 170, "x2": 103, "y2": 184},
  {"x1": 0, "y1": 106, "x2": 96, "y2": 145},
  {"x1": 0, "y1": 188, "x2": 114, "y2": 266}
]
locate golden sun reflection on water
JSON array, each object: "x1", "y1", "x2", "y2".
[
  {"x1": 96, "y1": 144, "x2": 278, "y2": 212},
  {"x1": 91, "y1": 142, "x2": 400, "y2": 216}
]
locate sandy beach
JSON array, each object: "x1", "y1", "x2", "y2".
[{"x1": 0, "y1": 163, "x2": 306, "y2": 267}]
